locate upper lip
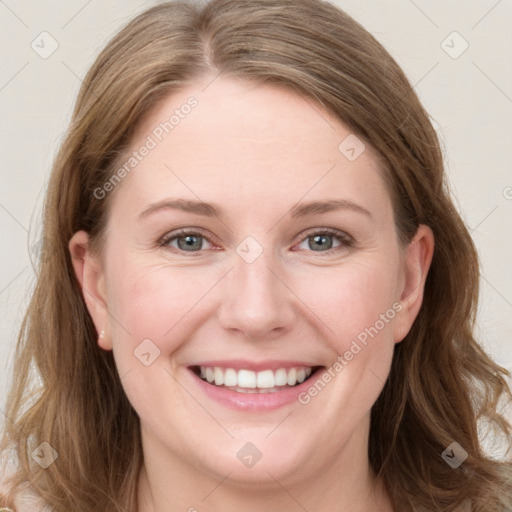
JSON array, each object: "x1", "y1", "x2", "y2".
[{"x1": 189, "y1": 360, "x2": 322, "y2": 371}]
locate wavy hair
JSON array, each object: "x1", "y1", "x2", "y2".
[{"x1": 1, "y1": 0, "x2": 511, "y2": 510}]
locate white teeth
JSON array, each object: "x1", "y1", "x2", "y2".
[
  {"x1": 274, "y1": 368, "x2": 288, "y2": 386},
  {"x1": 256, "y1": 369, "x2": 275, "y2": 389},
  {"x1": 197, "y1": 366, "x2": 314, "y2": 390},
  {"x1": 238, "y1": 369, "x2": 257, "y2": 388},
  {"x1": 224, "y1": 368, "x2": 237, "y2": 387},
  {"x1": 287, "y1": 368, "x2": 297, "y2": 386},
  {"x1": 214, "y1": 367, "x2": 224, "y2": 386}
]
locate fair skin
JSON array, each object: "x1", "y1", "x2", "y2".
[{"x1": 70, "y1": 76, "x2": 433, "y2": 512}]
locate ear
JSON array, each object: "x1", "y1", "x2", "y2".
[
  {"x1": 394, "y1": 224, "x2": 434, "y2": 343},
  {"x1": 69, "y1": 231, "x2": 112, "y2": 350}
]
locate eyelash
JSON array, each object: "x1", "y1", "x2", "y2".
[{"x1": 158, "y1": 227, "x2": 355, "y2": 256}]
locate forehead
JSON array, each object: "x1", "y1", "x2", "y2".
[
  {"x1": 135, "y1": 77, "x2": 374, "y2": 161},
  {"x1": 109, "y1": 77, "x2": 392, "y2": 224}
]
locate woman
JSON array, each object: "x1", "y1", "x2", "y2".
[{"x1": 1, "y1": 0, "x2": 511, "y2": 510}]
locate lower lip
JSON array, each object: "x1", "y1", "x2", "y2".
[{"x1": 187, "y1": 367, "x2": 323, "y2": 411}]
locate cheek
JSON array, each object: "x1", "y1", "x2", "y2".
[
  {"x1": 103, "y1": 257, "x2": 205, "y2": 418},
  {"x1": 295, "y1": 260, "x2": 401, "y2": 420},
  {"x1": 295, "y1": 256, "x2": 401, "y2": 350},
  {"x1": 105, "y1": 255, "x2": 211, "y2": 358}
]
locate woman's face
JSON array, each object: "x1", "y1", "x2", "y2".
[{"x1": 71, "y1": 77, "x2": 432, "y2": 488}]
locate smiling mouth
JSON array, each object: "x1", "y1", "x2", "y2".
[{"x1": 190, "y1": 365, "x2": 323, "y2": 393}]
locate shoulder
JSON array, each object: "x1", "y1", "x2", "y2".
[{"x1": 0, "y1": 448, "x2": 53, "y2": 512}]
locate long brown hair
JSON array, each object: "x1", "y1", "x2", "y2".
[{"x1": 1, "y1": 1, "x2": 511, "y2": 510}]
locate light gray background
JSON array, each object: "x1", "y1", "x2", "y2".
[{"x1": 1, "y1": 1, "x2": 511, "y2": 422}]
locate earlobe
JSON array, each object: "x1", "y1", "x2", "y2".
[
  {"x1": 394, "y1": 224, "x2": 434, "y2": 343},
  {"x1": 69, "y1": 231, "x2": 112, "y2": 351}
]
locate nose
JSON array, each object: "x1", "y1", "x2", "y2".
[{"x1": 217, "y1": 244, "x2": 296, "y2": 341}]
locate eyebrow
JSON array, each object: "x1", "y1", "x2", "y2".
[{"x1": 139, "y1": 198, "x2": 372, "y2": 220}]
